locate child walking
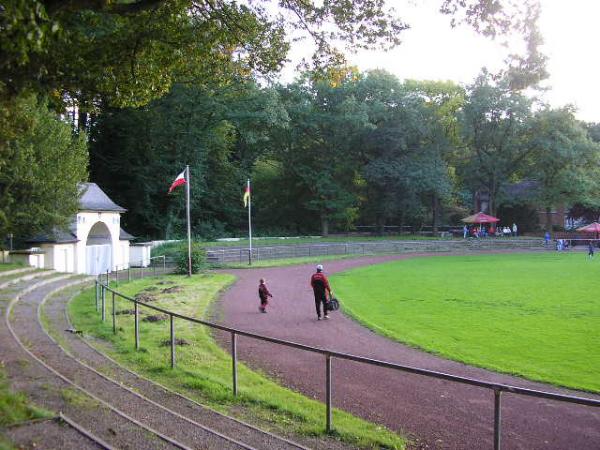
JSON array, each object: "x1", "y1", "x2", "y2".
[
  {"x1": 258, "y1": 278, "x2": 273, "y2": 313},
  {"x1": 588, "y1": 241, "x2": 595, "y2": 259}
]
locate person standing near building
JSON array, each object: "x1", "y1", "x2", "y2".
[
  {"x1": 258, "y1": 278, "x2": 273, "y2": 313},
  {"x1": 512, "y1": 223, "x2": 518, "y2": 237},
  {"x1": 310, "y1": 264, "x2": 333, "y2": 320},
  {"x1": 463, "y1": 225, "x2": 468, "y2": 239},
  {"x1": 588, "y1": 241, "x2": 595, "y2": 259}
]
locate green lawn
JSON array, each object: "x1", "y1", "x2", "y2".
[
  {"x1": 331, "y1": 252, "x2": 600, "y2": 393},
  {"x1": 68, "y1": 274, "x2": 405, "y2": 449},
  {"x1": 0, "y1": 263, "x2": 24, "y2": 272}
]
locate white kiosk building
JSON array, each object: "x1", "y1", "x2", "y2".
[{"x1": 25, "y1": 183, "x2": 134, "y2": 275}]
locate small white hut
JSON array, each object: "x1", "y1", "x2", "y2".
[{"x1": 24, "y1": 183, "x2": 134, "y2": 275}]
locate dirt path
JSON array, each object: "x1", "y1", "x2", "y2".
[
  {"x1": 214, "y1": 254, "x2": 600, "y2": 450},
  {"x1": 5, "y1": 274, "x2": 322, "y2": 450}
]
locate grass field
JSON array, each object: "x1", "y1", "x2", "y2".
[
  {"x1": 331, "y1": 252, "x2": 600, "y2": 393},
  {"x1": 0, "y1": 263, "x2": 24, "y2": 272},
  {"x1": 68, "y1": 274, "x2": 405, "y2": 449}
]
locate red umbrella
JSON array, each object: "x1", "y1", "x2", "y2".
[
  {"x1": 577, "y1": 222, "x2": 600, "y2": 233},
  {"x1": 577, "y1": 222, "x2": 600, "y2": 239},
  {"x1": 461, "y1": 212, "x2": 500, "y2": 224}
]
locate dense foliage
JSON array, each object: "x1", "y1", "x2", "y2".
[
  {"x1": 2, "y1": 0, "x2": 596, "y2": 243},
  {"x1": 88, "y1": 69, "x2": 600, "y2": 239},
  {"x1": 0, "y1": 93, "x2": 88, "y2": 242}
]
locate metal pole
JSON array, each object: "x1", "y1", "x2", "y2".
[
  {"x1": 106, "y1": 269, "x2": 109, "y2": 286},
  {"x1": 95, "y1": 280, "x2": 99, "y2": 311},
  {"x1": 112, "y1": 292, "x2": 116, "y2": 334},
  {"x1": 153, "y1": 262, "x2": 156, "y2": 277},
  {"x1": 101, "y1": 285, "x2": 106, "y2": 322},
  {"x1": 141, "y1": 265, "x2": 144, "y2": 279},
  {"x1": 115, "y1": 266, "x2": 118, "y2": 287},
  {"x1": 134, "y1": 301, "x2": 139, "y2": 350},
  {"x1": 326, "y1": 354, "x2": 332, "y2": 433},
  {"x1": 494, "y1": 389, "x2": 502, "y2": 450},
  {"x1": 170, "y1": 314, "x2": 175, "y2": 369},
  {"x1": 186, "y1": 165, "x2": 192, "y2": 277},
  {"x1": 231, "y1": 332, "x2": 238, "y2": 396},
  {"x1": 163, "y1": 255, "x2": 166, "y2": 274},
  {"x1": 128, "y1": 266, "x2": 131, "y2": 282},
  {"x1": 247, "y1": 178, "x2": 252, "y2": 266}
]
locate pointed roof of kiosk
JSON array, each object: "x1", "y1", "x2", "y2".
[
  {"x1": 26, "y1": 184, "x2": 130, "y2": 244},
  {"x1": 79, "y1": 182, "x2": 126, "y2": 212}
]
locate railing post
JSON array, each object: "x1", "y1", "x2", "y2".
[
  {"x1": 101, "y1": 285, "x2": 106, "y2": 322},
  {"x1": 326, "y1": 354, "x2": 332, "y2": 433},
  {"x1": 170, "y1": 314, "x2": 175, "y2": 369},
  {"x1": 163, "y1": 255, "x2": 166, "y2": 274},
  {"x1": 134, "y1": 301, "x2": 139, "y2": 350},
  {"x1": 231, "y1": 332, "x2": 238, "y2": 396},
  {"x1": 128, "y1": 266, "x2": 131, "y2": 282},
  {"x1": 112, "y1": 291, "x2": 116, "y2": 334},
  {"x1": 106, "y1": 269, "x2": 109, "y2": 286},
  {"x1": 153, "y1": 261, "x2": 156, "y2": 277},
  {"x1": 141, "y1": 265, "x2": 144, "y2": 279},
  {"x1": 95, "y1": 280, "x2": 99, "y2": 311},
  {"x1": 494, "y1": 389, "x2": 502, "y2": 450},
  {"x1": 115, "y1": 266, "x2": 118, "y2": 287}
]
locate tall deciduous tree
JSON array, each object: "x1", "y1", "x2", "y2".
[
  {"x1": 526, "y1": 108, "x2": 600, "y2": 230},
  {"x1": 458, "y1": 72, "x2": 533, "y2": 215},
  {"x1": 0, "y1": 93, "x2": 88, "y2": 243},
  {"x1": 89, "y1": 81, "x2": 287, "y2": 239}
]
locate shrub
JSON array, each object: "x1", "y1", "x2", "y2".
[{"x1": 175, "y1": 245, "x2": 207, "y2": 274}]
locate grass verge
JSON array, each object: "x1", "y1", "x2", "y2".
[
  {"x1": 69, "y1": 274, "x2": 406, "y2": 449},
  {"x1": 0, "y1": 368, "x2": 53, "y2": 427},
  {"x1": 217, "y1": 253, "x2": 378, "y2": 269},
  {"x1": 0, "y1": 264, "x2": 24, "y2": 273},
  {"x1": 331, "y1": 252, "x2": 600, "y2": 393}
]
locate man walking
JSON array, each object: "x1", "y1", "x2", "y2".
[{"x1": 310, "y1": 264, "x2": 333, "y2": 320}]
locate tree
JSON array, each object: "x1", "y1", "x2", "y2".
[
  {"x1": 0, "y1": 93, "x2": 88, "y2": 243},
  {"x1": 89, "y1": 80, "x2": 287, "y2": 239},
  {"x1": 526, "y1": 108, "x2": 600, "y2": 231},
  {"x1": 457, "y1": 72, "x2": 533, "y2": 215},
  {"x1": 1, "y1": 1, "x2": 545, "y2": 112},
  {"x1": 269, "y1": 70, "x2": 371, "y2": 235},
  {"x1": 403, "y1": 79, "x2": 465, "y2": 232}
]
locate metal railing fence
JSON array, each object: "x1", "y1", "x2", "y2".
[
  {"x1": 206, "y1": 239, "x2": 547, "y2": 264},
  {"x1": 97, "y1": 255, "x2": 172, "y2": 288},
  {"x1": 94, "y1": 279, "x2": 599, "y2": 450}
]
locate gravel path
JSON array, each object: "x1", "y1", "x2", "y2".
[
  {"x1": 4, "y1": 417, "x2": 106, "y2": 450},
  {"x1": 214, "y1": 253, "x2": 600, "y2": 450},
  {"x1": 7, "y1": 275, "x2": 316, "y2": 450},
  {"x1": 42, "y1": 284, "x2": 335, "y2": 450},
  {"x1": 1, "y1": 276, "x2": 178, "y2": 450}
]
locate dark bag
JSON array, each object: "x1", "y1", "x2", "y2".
[{"x1": 326, "y1": 297, "x2": 340, "y2": 311}]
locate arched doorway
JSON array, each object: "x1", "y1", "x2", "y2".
[{"x1": 86, "y1": 221, "x2": 112, "y2": 275}]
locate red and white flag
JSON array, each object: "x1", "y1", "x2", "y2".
[{"x1": 168, "y1": 170, "x2": 186, "y2": 193}]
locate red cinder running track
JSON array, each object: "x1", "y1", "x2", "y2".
[{"x1": 213, "y1": 254, "x2": 600, "y2": 450}]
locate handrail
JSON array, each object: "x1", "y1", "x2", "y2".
[
  {"x1": 95, "y1": 280, "x2": 600, "y2": 449},
  {"x1": 98, "y1": 283, "x2": 599, "y2": 407}
]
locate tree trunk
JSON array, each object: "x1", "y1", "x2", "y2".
[
  {"x1": 432, "y1": 194, "x2": 440, "y2": 235},
  {"x1": 376, "y1": 215, "x2": 385, "y2": 236},
  {"x1": 320, "y1": 212, "x2": 329, "y2": 237},
  {"x1": 545, "y1": 207, "x2": 553, "y2": 232}
]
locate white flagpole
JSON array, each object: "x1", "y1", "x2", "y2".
[
  {"x1": 247, "y1": 178, "x2": 252, "y2": 265},
  {"x1": 186, "y1": 165, "x2": 192, "y2": 277}
]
